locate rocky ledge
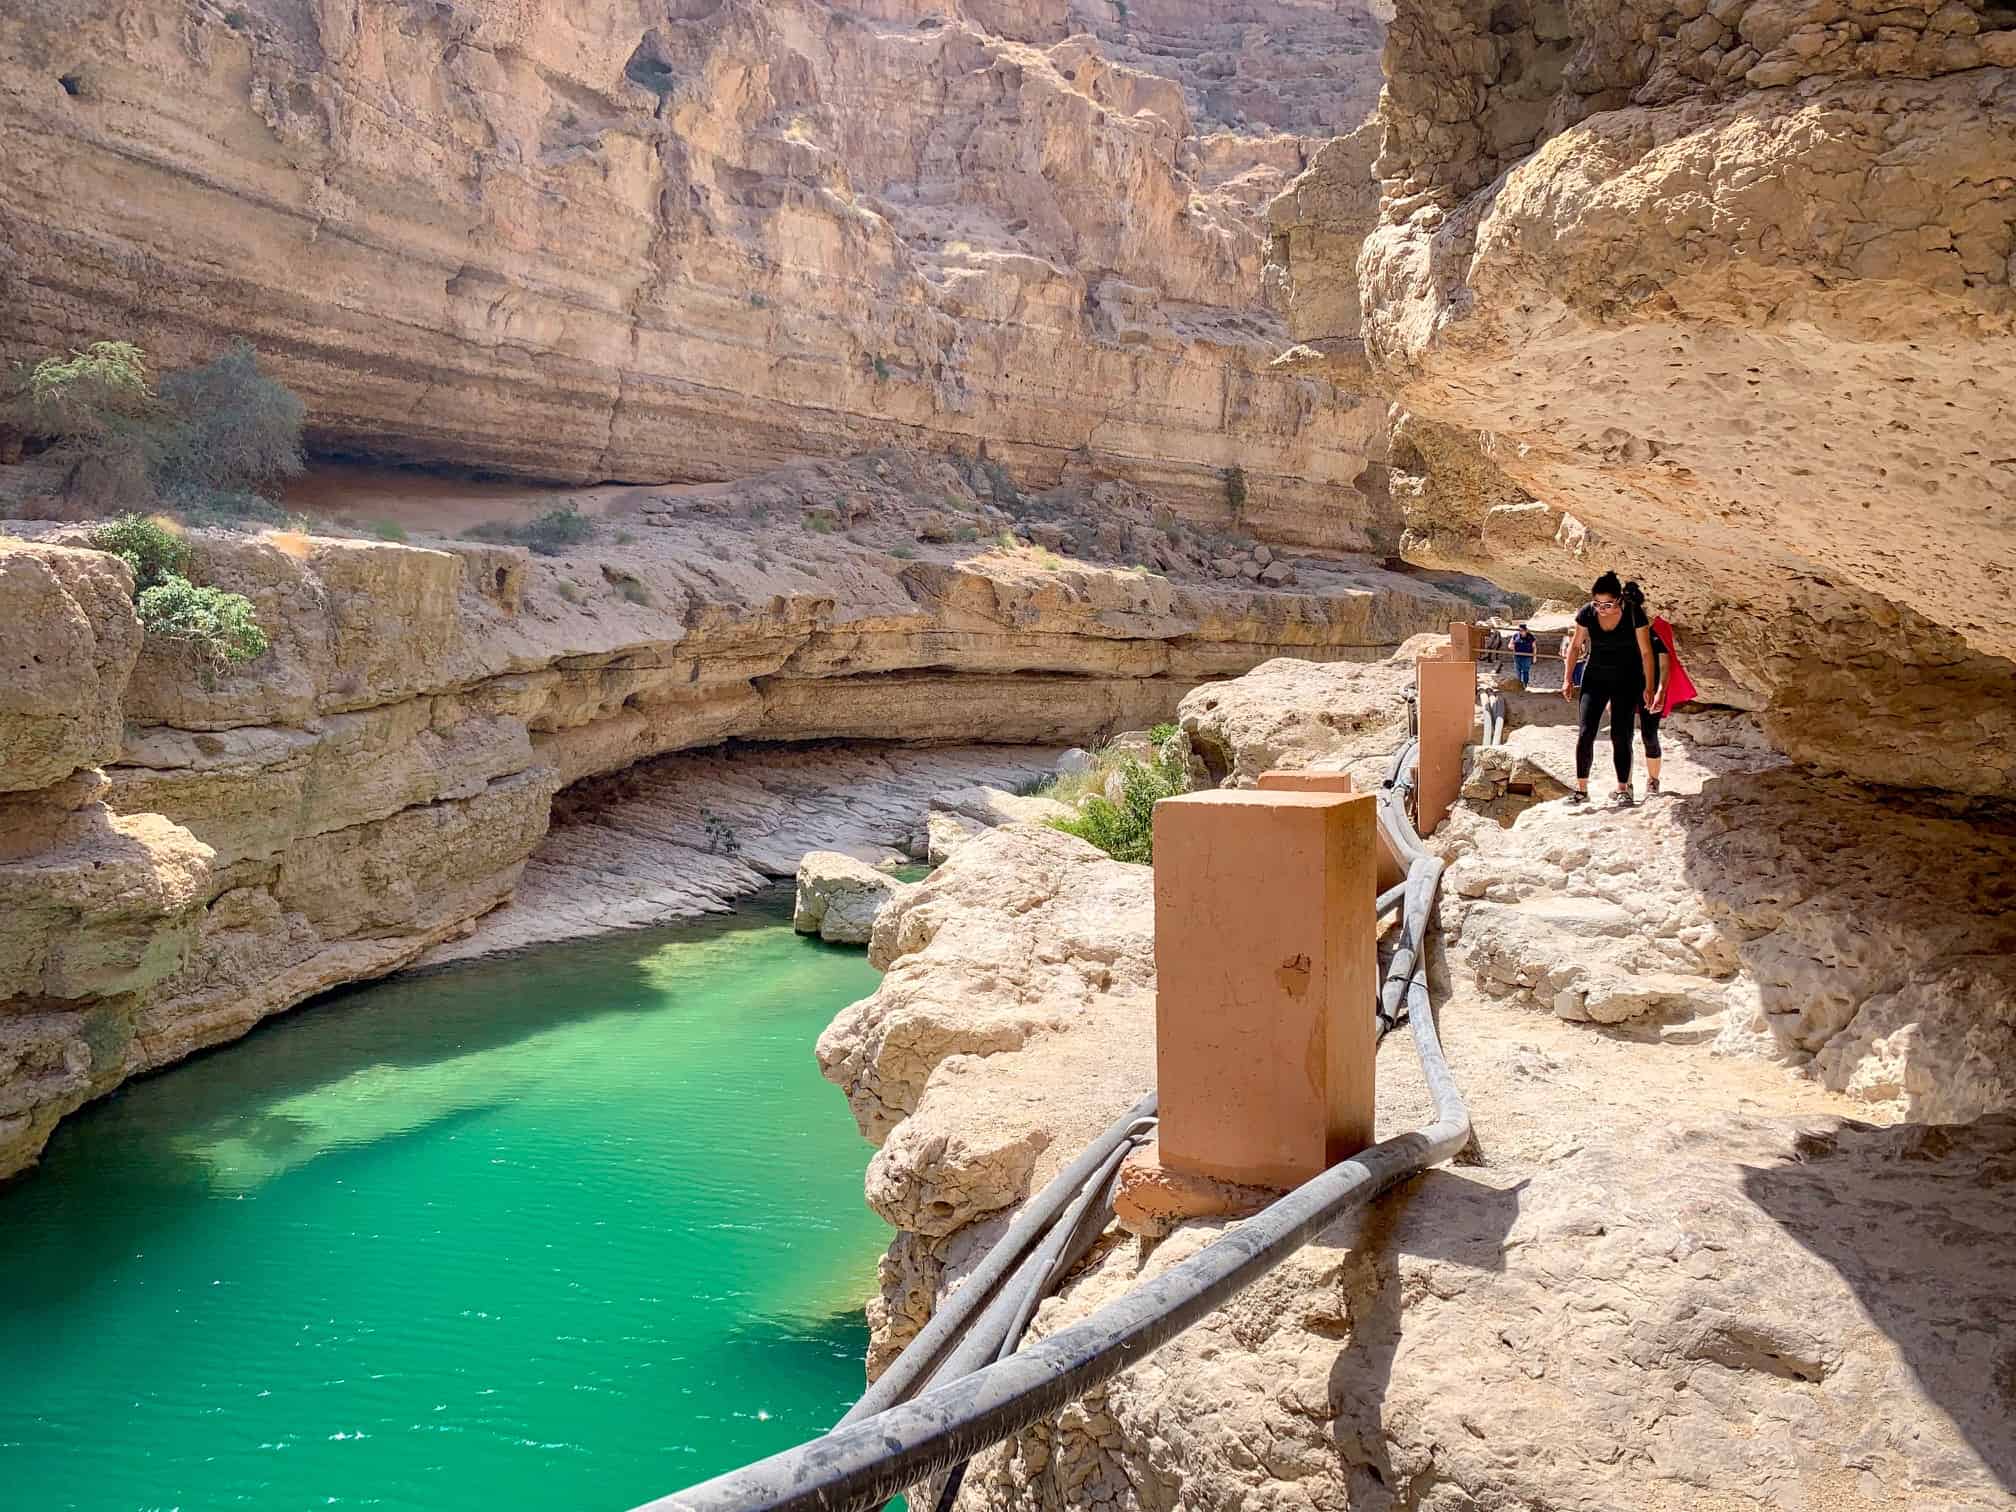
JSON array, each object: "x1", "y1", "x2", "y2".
[
  {"x1": 0, "y1": 468, "x2": 1456, "y2": 1178},
  {"x1": 818, "y1": 651, "x2": 2016, "y2": 1509}
]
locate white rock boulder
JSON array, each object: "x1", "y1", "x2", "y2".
[{"x1": 792, "y1": 850, "x2": 911, "y2": 946}]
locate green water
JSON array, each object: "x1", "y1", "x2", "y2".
[{"x1": 0, "y1": 891, "x2": 893, "y2": 1512}]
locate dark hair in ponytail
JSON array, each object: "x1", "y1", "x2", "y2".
[
  {"x1": 1622, "y1": 579, "x2": 1646, "y2": 611},
  {"x1": 1592, "y1": 570, "x2": 1623, "y2": 599}
]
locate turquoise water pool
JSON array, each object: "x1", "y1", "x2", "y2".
[{"x1": 0, "y1": 892, "x2": 891, "y2": 1511}]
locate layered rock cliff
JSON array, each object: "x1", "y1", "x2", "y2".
[
  {"x1": 0, "y1": 472, "x2": 1459, "y2": 1177},
  {"x1": 0, "y1": 0, "x2": 1392, "y2": 544},
  {"x1": 1340, "y1": 0, "x2": 2016, "y2": 793}
]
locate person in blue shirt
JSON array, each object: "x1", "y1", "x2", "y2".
[{"x1": 1511, "y1": 623, "x2": 1536, "y2": 686}]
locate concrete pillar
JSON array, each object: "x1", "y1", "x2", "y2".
[
  {"x1": 1257, "y1": 769, "x2": 1403, "y2": 894},
  {"x1": 1416, "y1": 657, "x2": 1476, "y2": 835},
  {"x1": 1448, "y1": 620, "x2": 1480, "y2": 661},
  {"x1": 1149, "y1": 789, "x2": 1378, "y2": 1189}
]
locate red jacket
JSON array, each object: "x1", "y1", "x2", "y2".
[{"x1": 1652, "y1": 617, "x2": 1696, "y2": 715}]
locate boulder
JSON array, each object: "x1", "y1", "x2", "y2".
[
  {"x1": 926, "y1": 809, "x2": 986, "y2": 866},
  {"x1": 929, "y1": 786, "x2": 1071, "y2": 829},
  {"x1": 1055, "y1": 748, "x2": 1097, "y2": 776},
  {"x1": 793, "y1": 850, "x2": 911, "y2": 946}
]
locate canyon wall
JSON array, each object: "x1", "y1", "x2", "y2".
[
  {"x1": 0, "y1": 489, "x2": 1460, "y2": 1177},
  {"x1": 1345, "y1": 0, "x2": 2016, "y2": 793},
  {"x1": 0, "y1": 0, "x2": 1391, "y2": 545}
]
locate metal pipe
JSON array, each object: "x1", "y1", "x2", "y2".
[{"x1": 839, "y1": 1090, "x2": 1159, "y2": 1425}]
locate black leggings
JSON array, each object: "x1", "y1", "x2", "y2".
[
  {"x1": 1639, "y1": 705, "x2": 1662, "y2": 760},
  {"x1": 1576, "y1": 678, "x2": 1644, "y2": 783}
]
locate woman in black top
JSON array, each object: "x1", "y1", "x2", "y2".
[{"x1": 1560, "y1": 570, "x2": 1656, "y2": 806}]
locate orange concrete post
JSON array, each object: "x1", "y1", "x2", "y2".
[
  {"x1": 1257, "y1": 770, "x2": 1404, "y2": 894},
  {"x1": 1416, "y1": 657, "x2": 1477, "y2": 835},
  {"x1": 1448, "y1": 620, "x2": 1480, "y2": 661},
  {"x1": 1150, "y1": 789, "x2": 1378, "y2": 1189}
]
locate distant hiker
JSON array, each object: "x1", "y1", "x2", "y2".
[
  {"x1": 1512, "y1": 623, "x2": 1536, "y2": 686},
  {"x1": 1560, "y1": 570, "x2": 1655, "y2": 807}
]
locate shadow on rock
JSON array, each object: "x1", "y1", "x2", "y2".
[{"x1": 1740, "y1": 1115, "x2": 2016, "y2": 1496}]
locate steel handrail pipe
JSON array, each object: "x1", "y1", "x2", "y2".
[{"x1": 837, "y1": 1089, "x2": 1159, "y2": 1425}]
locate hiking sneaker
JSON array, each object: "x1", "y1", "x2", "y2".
[
  {"x1": 1564, "y1": 789, "x2": 1588, "y2": 806},
  {"x1": 1646, "y1": 777, "x2": 1662, "y2": 797},
  {"x1": 1611, "y1": 787, "x2": 1636, "y2": 808}
]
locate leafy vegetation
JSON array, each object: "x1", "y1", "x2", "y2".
[
  {"x1": 87, "y1": 513, "x2": 190, "y2": 590},
  {"x1": 86, "y1": 513, "x2": 268, "y2": 666},
  {"x1": 464, "y1": 504, "x2": 595, "y2": 556},
  {"x1": 1046, "y1": 743, "x2": 1190, "y2": 865},
  {"x1": 889, "y1": 544, "x2": 917, "y2": 559},
  {"x1": 153, "y1": 341, "x2": 305, "y2": 496},
  {"x1": 371, "y1": 519, "x2": 408, "y2": 542},
  {"x1": 1148, "y1": 722, "x2": 1179, "y2": 747},
  {"x1": 134, "y1": 576, "x2": 270, "y2": 665},
  {"x1": 952, "y1": 523, "x2": 979, "y2": 543},
  {"x1": 6, "y1": 339, "x2": 304, "y2": 523}
]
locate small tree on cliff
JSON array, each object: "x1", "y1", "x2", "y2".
[
  {"x1": 4, "y1": 338, "x2": 305, "y2": 519},
  {"x1": 1223, "y1": 464, "x2": 1249, "y2": 522}
]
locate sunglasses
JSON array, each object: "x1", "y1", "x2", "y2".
[{"x1": 1592, "y1": 597, "x2": 1620, "y2": 611}]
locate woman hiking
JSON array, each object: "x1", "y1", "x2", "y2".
[{"x1": 1561, "y1": 570, "x2": 1655, "y2": 806}]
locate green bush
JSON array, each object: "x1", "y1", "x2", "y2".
[
  {"x1": 370, "y1": 519, "x2": 408, "y2": 542},
  {"x1": 87, "y1": 513, "x2": 268, "y2": 666},
  {"x1": 13, "y1": 341, "x2": 151, "y2": 435},
  {"x1": 464, "y1": 504, "x2": 595, "y2": 556},
  {"x1": 952, "y1": 523, "x2": 979, "y2": 543},
  {"x1": 154, "y1": 341, "x2": 304, "y2": 495},
  {"x1": 1046, "y1": 744, "x2": 1190, "y2": 865},
  {"x1": 8, "y1": 339, "x2": 306, "y2": 516},
  {"x1": 1148, "y1": 722, "x2": 1178, "y2": 747},
  {"x1": 1224, "y1": 464, "x2": 1248, "y2": 520},
  {"x1": 135, "y1": 575, "x2": 269, "y2": 664},
  {"x1": 87, "y1": 513, "x2": 190, "y2": 591},
  {"x1": 889, "y1": 544, "x2": 917, "y2": 559}
]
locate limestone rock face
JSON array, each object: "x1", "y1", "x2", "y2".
[
  {"x1": 794, "y1": 850, "x2": 910, "y2": 946},
  {"x1": 1175, "y1": 633, "x2": 1443, "y2": 787},
  {"x1": 0, "y1": 544, "x2": 141, "y2": 792},
  {"x1": 1353, "y1": 2, "x2": 2016, "y2": 793},
  {"x1": 0, "y1": 0, "x2": 1392, "y2": 545},
  {"x1": 0, "y1": 771, "x2": 213, "y2": 1178}
]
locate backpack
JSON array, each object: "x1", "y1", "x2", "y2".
[{"x1": 1652, "y1": 616, "x2": 1697, "y2": 715}]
